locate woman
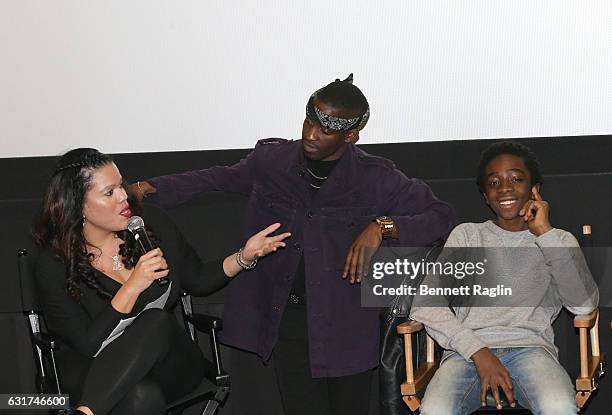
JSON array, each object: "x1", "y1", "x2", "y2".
[{"x1": 33, "y1": 148, "x2": 290, "y2": 415}]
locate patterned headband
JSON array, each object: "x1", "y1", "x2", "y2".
[{"x1": 306, "y1": 96, "x2": 370, "y2": 132}]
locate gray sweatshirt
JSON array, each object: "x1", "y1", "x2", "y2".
[{"x1": 410, "y1": 220, "x2": 599, "y2": 362}]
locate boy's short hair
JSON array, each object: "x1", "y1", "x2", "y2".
[{"x1": 476, "y1": 141, "x2": 543, "y2": 192}]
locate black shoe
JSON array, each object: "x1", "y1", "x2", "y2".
[{"x1": 57, "y1": 409, "x2": 87, "y2": 415}]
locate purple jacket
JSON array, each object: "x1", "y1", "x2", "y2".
[{"x1": 150, "y1": 139, "x2": 454, "y2": 377}]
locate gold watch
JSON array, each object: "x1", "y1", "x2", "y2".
[{"x1": 375, "y1": 216, "x2": 396, "y2": 239}]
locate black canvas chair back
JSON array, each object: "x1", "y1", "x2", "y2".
[{"x1": 17, "y1": 247, "x2": 63, "y2": 395}]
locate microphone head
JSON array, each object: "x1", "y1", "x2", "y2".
[{"x1": 127, "y1": 215, "x2": 145, "y2": 234}]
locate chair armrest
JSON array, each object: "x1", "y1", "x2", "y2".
[
  {"x1": 185, "y1": 313, "x2": 230, "y2": 387},
  {"x1": 573, "y1": 308, "x2": 606, "y2": 409},
  {"x1": 574, "y1": 309, "x2": 598, "y2": 328},
  {"x1": 186, "y1": 313, "x2": 223, "y2": 333},
  {"x1": 396, "y1": 320, "x2": 424, "y2": 334},
  {"x1": 31, "y1": 333, "x2": 59, "y2": 350},
  {"x1": 396, "y1": 319, "x2": 438, "y2": 411}
]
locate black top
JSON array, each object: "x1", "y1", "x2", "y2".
[
  {"x1": 292, "y1": 158, "x2": 340, "y2": 298},
  {"x1": 35, "y1": 204, "x2": 229, "y2": 357},
  {"x1": 305, "y1": 158, "x2": 339, "y2": 191}
]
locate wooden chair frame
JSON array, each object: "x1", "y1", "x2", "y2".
[
  {"x1": 574, "y1": 309, "x2": 606, "y2": 409},
  {"x1": 397, "y1": 310, "x2": 606, "y2": 413}
]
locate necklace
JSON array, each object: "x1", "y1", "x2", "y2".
[
  {"x1": 110, "y1": 254, "x2": 124, "y2": 271},
  {"x1": 105, "y1": 234, "x2": 124, "y2": 271},
  {"x1": 306, "y1": 168, "x2": 328, "y2": 180},
  {"x1": 90, "y1": 234, "x2": 124, "y2": 272},
  {"x1": 91, "y1": 252, "x2": 124, "y2": 272}
]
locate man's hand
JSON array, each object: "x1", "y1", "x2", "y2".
[
  {"x1": 471, "y1": 348, "x2": 516, "y2": 410},
  {"x1": 342, "y1": 222, "x2": 382, "y2": 284},
  {"x1": 519, "y1": 186, "x2": 552, "y2": 236},
  {"x1": 128, "y1": 180, "x2": 157, "y2": 202}
]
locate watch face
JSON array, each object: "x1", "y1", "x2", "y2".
[{"x1": 376, "y1": 216, "x2": 395, "y2": 238}]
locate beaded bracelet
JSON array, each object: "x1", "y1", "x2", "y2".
[{"x1": 236, "y1": 247, "x2": 257, "y2": 270}]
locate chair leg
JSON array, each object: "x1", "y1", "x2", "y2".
[
  {"x1": 201, "y1": 400, "x2": 219, "y2": 415},
  {"x1": 402, "y1": 395, "x2": 421, "y2": 412},
  {"x1": 199, "y1": 385, "x2": 229, "y2": 415}
]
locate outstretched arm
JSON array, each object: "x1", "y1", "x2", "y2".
[
  {"x1": 177, "y1": 220, "x2": 291, "y2": 296},
  {"x1": 131, "y1": 149, "x2": 259, "y2": 209},
  {"x1": 222, "y1": 223, "x2": 291, "y2": 278}
]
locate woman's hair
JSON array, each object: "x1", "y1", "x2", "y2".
[
  {"x1": 476, "y1": 141, "x2": 543, "y2": 193},
  {"x1": 32, "y1": 148, "x2": 154, "y2": 300}
]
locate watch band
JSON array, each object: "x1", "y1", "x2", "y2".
[{"x1": 375, "y1": 216, "x2": 396, "y2": 239}]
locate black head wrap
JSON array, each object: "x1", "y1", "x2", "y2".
[{"x1": 306, "y1": 74, "x2": 370, "y2": 131}]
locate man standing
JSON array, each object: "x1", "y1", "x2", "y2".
[{"x1": 134, "y1": 76, "x2": 454, "y2": 414}]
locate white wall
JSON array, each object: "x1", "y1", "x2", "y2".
[{"x1": 1, "y1": 1, "x2": 610, "y2": 158}]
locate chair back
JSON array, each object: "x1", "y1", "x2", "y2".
[
  {"x1": 17, "y1": 247, "x2": 60, "y2": 393},
  {"x1": 18, "y1": 247, "x2": 41, "y2": 313}
]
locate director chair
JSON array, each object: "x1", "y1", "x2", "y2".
[
  {"x1": 396, "y1": 225, "x2": 606, "y2": 414},
  {"x1": 397, "y1": 310, "x2": 605, "y2": 413}
]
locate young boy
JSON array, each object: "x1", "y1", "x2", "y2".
[{"x1": 410, "y1": 142, "x2": 599, "y2": 415}]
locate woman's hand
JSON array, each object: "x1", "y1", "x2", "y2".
[
  {"x1": 519, "y1": 186, "x2": 552, "y2": 236},
  {"x1": 111, "y1": 248, "x2": 169, "y2": 313},
  {"x1": 222, "y1": 223, "x2": 291, "y2": 278},
  {"x1": 241, "y1": 223, "x2": 291, "y2": 263},
  {"x1": 124, "y1": 248, "x2": 169, "y2": 294}
]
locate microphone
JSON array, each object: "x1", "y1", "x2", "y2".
[{"x1": 127, "y1": 216, "x2": 169, "y2": 286}]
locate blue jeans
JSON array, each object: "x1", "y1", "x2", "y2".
[{"x1": 420, "y1": 347, "x2": 577, "y2": 415}]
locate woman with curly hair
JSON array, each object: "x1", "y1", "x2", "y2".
[{"x1": 33, "y1": 148, "x2": 290, "y2": 415}]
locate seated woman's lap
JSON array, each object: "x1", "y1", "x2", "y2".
[{"x1": 57, "y1": 309, "x2": 205, "y2": 414}]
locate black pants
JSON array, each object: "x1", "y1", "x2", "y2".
[
  {"x1": 57, "y1": 309, "x2": 205, "y2": 415},
  {"x1": 273, "y1": 303, "x2": 374, "y2": 415}
]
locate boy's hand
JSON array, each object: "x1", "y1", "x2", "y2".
[
  {"x1": 471, "y1": 348, "x2": 516, "y2": 409},
  {"x1": 519, "y1": 186, "x2": 552, "y2": 236}
]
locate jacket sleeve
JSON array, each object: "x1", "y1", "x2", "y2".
[
  {"x1": 148, "y1": 146, "x2": 260, "y2": 210},
  {"x1": 142, "y1": 203, "x2": 231, "y2": 296},
  {"x1": 409, "y1": 225, "x2": 487, "y2": 361},
  {"x1": 378, "y1": 168, "x2": 456, "y2": 247},
  {"x1": 35, "y1": 251, "x2": 129, "y2": 357},
  {"x1": 173, "y1": 225, "x2": 231, "y2": 297},
  {"x1": 534, "y1": 229, "x2": 599, "y2": 315}
]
